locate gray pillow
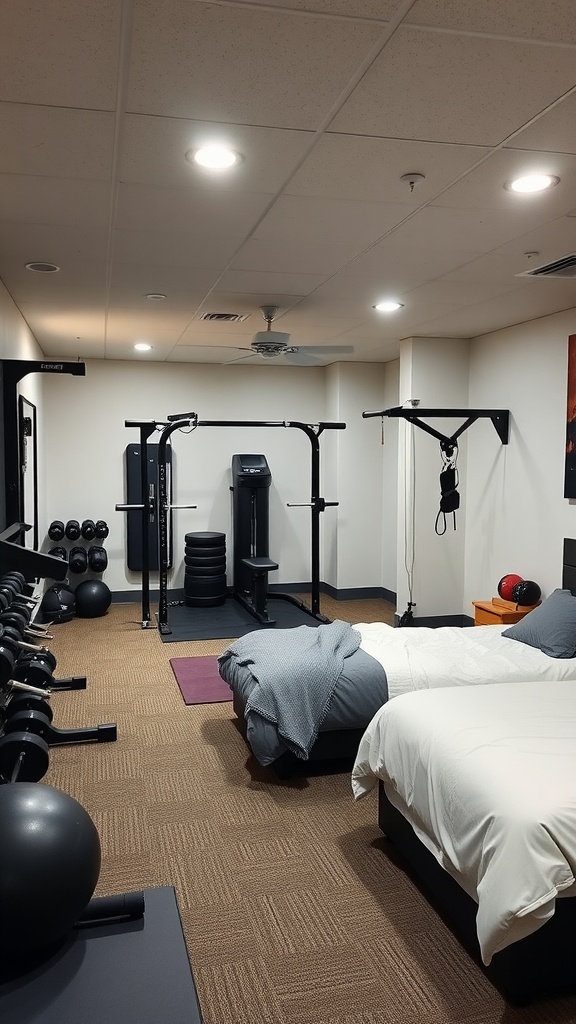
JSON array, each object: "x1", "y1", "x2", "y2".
[{"x1": 501, "y1": 588, "x2": 576, "y2": 658}]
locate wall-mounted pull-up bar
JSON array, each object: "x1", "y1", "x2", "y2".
[{"x1": 362, "y1": 406, "x2": 510, "y2": 456}]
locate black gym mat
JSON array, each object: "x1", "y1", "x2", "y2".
[{"x1": 159, "y1": 595, "x2": 326, "y2": 642}]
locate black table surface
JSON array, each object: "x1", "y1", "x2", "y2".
[{"x1": 0, "y1": 886, "x2": 204, "y2": 1024}]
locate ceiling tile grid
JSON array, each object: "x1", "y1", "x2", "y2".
[{"x1": 0, "y1": 0, "x2": 574, "y2": 364}]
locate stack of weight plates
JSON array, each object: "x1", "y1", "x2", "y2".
[{"x1": 184, "y1": 532, "x2": 227, "y2": 607}]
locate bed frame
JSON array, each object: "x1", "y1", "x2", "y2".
[
  {"x1": 377, "y1": 784, "x2": 576, "y2": 1005},
  {"x1": 372, "y1": 538, "x2": 576, "y2": 1005},
  {"x1": 232, "y1": 691, "x2": 364, "y2": 778}
]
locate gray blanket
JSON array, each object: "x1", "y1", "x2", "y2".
[{"x1": 218, "y1": 620, "x2": 361, "y2": 761}]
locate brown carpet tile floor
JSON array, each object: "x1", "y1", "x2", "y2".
[{"x1": 38, "y1": 596, "x2": 576, "y2": 1024}]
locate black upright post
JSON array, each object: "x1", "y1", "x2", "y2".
[
  {"x1": 124, "y1": 421, "x2": 160, "y2": 627},
  {"x1": 157, "y1": 416, "x2": 197, "y2": 634}
]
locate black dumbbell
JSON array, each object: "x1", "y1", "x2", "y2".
[
  {"x1": 48, "y1": 546, "x2": 68, "y2": 562},
  {"x1": 65, "y1": 520, "x2": 81, "y2": 540},
  {"x1": 88, "y1": 546, "x2": 108, "y2": 573},
  {"x1": 81, "y1": 519, "x2": 96, "y2": 540},
  {"x1": 48, "y1": 521, "x2": 65, "y2": 541},
  {"x1": 69, "y1": 547, "x2": 88, "y2": 573},
  {"x1": 94, "y1": 520, "x2": 109, "y2": 539}
]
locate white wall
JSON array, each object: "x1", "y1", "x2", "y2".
[
  {"x1": 324, "y1": 362, "x2": 387, "y2": 590},
  {"x1": 465, "y1": 307, "x2": 576, "y2": 609},
  {"x1": 43, "y1": 359, "x2": 342, "y2": 593},
  {"x1": 396, "y1": 336, "x2": 470, "y2": 618},
  {"x1": 0, "y1": 280, "x2": 45, "y2": 535}
]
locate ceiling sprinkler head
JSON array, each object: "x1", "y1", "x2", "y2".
[{"x1": 400, "y1": 172, "x2": 425, "y2": 193}]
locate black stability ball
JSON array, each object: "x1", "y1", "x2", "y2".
[
  {"x1": 74, "y1": 579, "x2": 112, "y2": 618},
  {"x1": 0, "y1": 782, "x2": 101, "y2": 957}
]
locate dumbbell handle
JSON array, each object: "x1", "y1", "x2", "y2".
[
  {"x1": 9, "y1": 679, "x2": 52, "y2": 698},
  {"x1": 17, "y1": 638, "x2": 47, "y2": 653}
]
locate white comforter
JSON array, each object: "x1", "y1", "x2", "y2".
[
  {"x1": 352, "y1": 680, "x2": 576, "y2": 964},
  {"x1": 354, "y1": 621, "x2": 576, "y2": 699}
]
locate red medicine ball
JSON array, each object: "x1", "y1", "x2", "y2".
[{"x1": 498, "y1": 574, "x2": 523, "y2": 601}]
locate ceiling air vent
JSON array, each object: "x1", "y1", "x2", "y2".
[
  {"x1": 198, "y1": 311, "x2": 249, "y2": 322},
  {"x1": 517, "y1": 253, "x2": 576, "y2": 279}
]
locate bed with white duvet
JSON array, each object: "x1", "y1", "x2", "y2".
[
  {"x1": 352, "y1": 679, "x2": 576, "y2": 1002},
  {"x1": 219, "y1": 587, "x2": 576, "y2": 772}
]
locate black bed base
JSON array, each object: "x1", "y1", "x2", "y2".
[
  {"x1": 232, "y1": 692, "x2": 364, "y2": 778},
  {"x1": 377, "y1": 782, "x2": 576, "y2": 1006}
]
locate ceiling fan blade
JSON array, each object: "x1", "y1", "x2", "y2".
[
  {"x1": 284, "y1": 351, "x2": 320, "y2": 365},
  {"x1": 300, "y1": 345, "x2": 355, "y2": 354}
]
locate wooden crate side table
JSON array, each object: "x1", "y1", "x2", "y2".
[{"x1": 472, "y1": 597, "x2": 540, "y2": 626}]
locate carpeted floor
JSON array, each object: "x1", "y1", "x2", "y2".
[{"x1": 41, "y1": 596, "x2": 576, "y2": 1024}]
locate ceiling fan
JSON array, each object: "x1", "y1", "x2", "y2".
[{"x1": 224, "y1": 306, "x2": 354, "y2": 364}]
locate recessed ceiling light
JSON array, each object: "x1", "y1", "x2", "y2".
[
  {"x1": 373, "y1": 300, "x2": 404, "y2": 313},
  {"x1": 145, "y1": 293, "x2": 166, "y2": 301},
  {"x1": 134, "y1": 342, "x2": 152, "y2": 352},
  {"x1": 25, "y1": 261, "x2": 60, "y2": 273},
  {"x1": 505, "y1": 174, "x2": 560, "y2": 194},
  {"x1": 186, "y1": 145, "x2": 241, "y2": 169}
]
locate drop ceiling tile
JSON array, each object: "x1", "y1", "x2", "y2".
[
  {"x1": 19, "y1": 304, "x2": 107, "y2": 351},
  {"x1": 492, "y1": 217, "x2": 576, "y2": 261},
  {"x1": 0, "y1": 0, "x2": 120, "y2": 108},
  {"x1": 378, "y1": 205, "x2": 551, "y2": 253},
  {"x1": 128, "y1": 1, "x2": 381, "y2": 127},
  {"x1": 106, "y1": 311, "x2": 186, "y2": 342},
  {"x1": 231, "y1": 238, "x2": 369, "y2": 276},
  {"x1": 431, "y1": 149, "x2": 576, "y2": 216},
  {"x1": 506, "y1": 95, "x2": 576, "y2": 154},
  {"x1": 194, "y1": 292, "x2": 305, "y2": 316},
  {"x1": 108, "y1": 265, "x2": 221, "y2": 298},
  {"x1": 217, "y1": 269, "x2": 326, "y2": 296},
  {"x1": 39, "y1": 338, "x2": 106, "y2": 359},
  {"x1": 253, "y1": 195, "x2": 411, "y2": 247},
  {"x1": 331, "y1": 28, "x2": 576, "y2": 145},
  {"x1": 0, "y1": 223, "x2": 109, "y2": 267},
  {"x1": 0, "y1": 176, "x2": 111, "y2": 227},
  {"x1": 408, "y1": 0, "x2": 576, "y2": 44},
  {"x1": 409, "y1": 282, "x2": 576, "y2": 337},
  {"x1": 241, "y1": 0, "x2": 395, "y2": 16},
  {"x1": 115, "y1": 184, "x2": 272, "y2": 237},
  {"x1": 120, "y1": 116, "x2": 314, "y2": 192},
  {"x1": 287, "y1": 135, "x2": 489, "y2": 202},
  {"x1": 112, "y1": 226, "x2": 251, "y2": 270},
  {"x1": 312, "y1": 242, "x2": 485, "y2": 297},
  {"x1": 0, "y1": 103, "x2": 115, "y2": 179}
]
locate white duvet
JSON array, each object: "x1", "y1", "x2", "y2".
[
  {"x1": 354, "y1": 621, "x2": 576, "y2": 699},
  {"x1": 352, "y1": 680, "x2": 576, "y2": 964}
]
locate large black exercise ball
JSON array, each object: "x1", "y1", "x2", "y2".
[
  {"x1": 512, "y1": 579, "x2": 542, "y2": 606},
  {"x1": 74, "y1": 579, "x2": 112, "y2": 618},
  {"x1": 0, "y1": 782, "x2": 101, "y2": 956}
]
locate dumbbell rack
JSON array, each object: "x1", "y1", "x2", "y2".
[
  {"x1": 0, "y1": 532, "x2": 117, "y2": 784},
  {"x1": 47, "y1": 518, "x2": 109, "y2": 576}
]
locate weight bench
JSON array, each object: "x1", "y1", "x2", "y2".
[{"x1": 236, "y1": 556, "x2": 278, "y2": 625}]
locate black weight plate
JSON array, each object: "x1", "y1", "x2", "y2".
[
  {"x1": 4, "y1": 709, "x2": 52, "y2": 737},
  {"x1": 184, "y1": 532, "x2": 226, "y2": 546},
  {"x1": 184, "y1": 554, "x2": 226, "y2": 568},
  {"x1": 184, "y1": 564, "x2": 227, "y2": 578},
  {"x1": 5, "y1": 693, "x2": 53, "y2": 721},
  {"x1": 183, "y1": 594, "x2": 227, "y2": 608},
  {"x1": 184, "y1": 576, "x2": 227, "y2": 598},
  {"x1": 184, "y1": 544, "x2": 226, "y2": 558},
  {"x1": 12, "y1": 660, "x2": 53, "y2": 688},
  {"x1": 0, "y1": 731, "x2": 50, "y2": 782}
]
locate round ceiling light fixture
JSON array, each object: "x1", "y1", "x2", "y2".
[
  {"x1": 25, "y1": 261, "x2": 60, "y2": 273},
  {"x1": 134, "y1": 342, "x2": 152, "y2": 352},
  {"x1": 187, "y1": 145, "x2": 241, "y2": 169},
  {"x1": 505, "y1": 174, "x2": 560, "y2": 194},
  {"x1": 145, "y1": 293, "x2": 166, "y2": 301},
  {"x1": 373, "y1": 300, "x2": 404, "y2": 313}
]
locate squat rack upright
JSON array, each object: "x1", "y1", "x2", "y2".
[{"x1": 123, "y1": 413, "x2": 345, "y2": 634}]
